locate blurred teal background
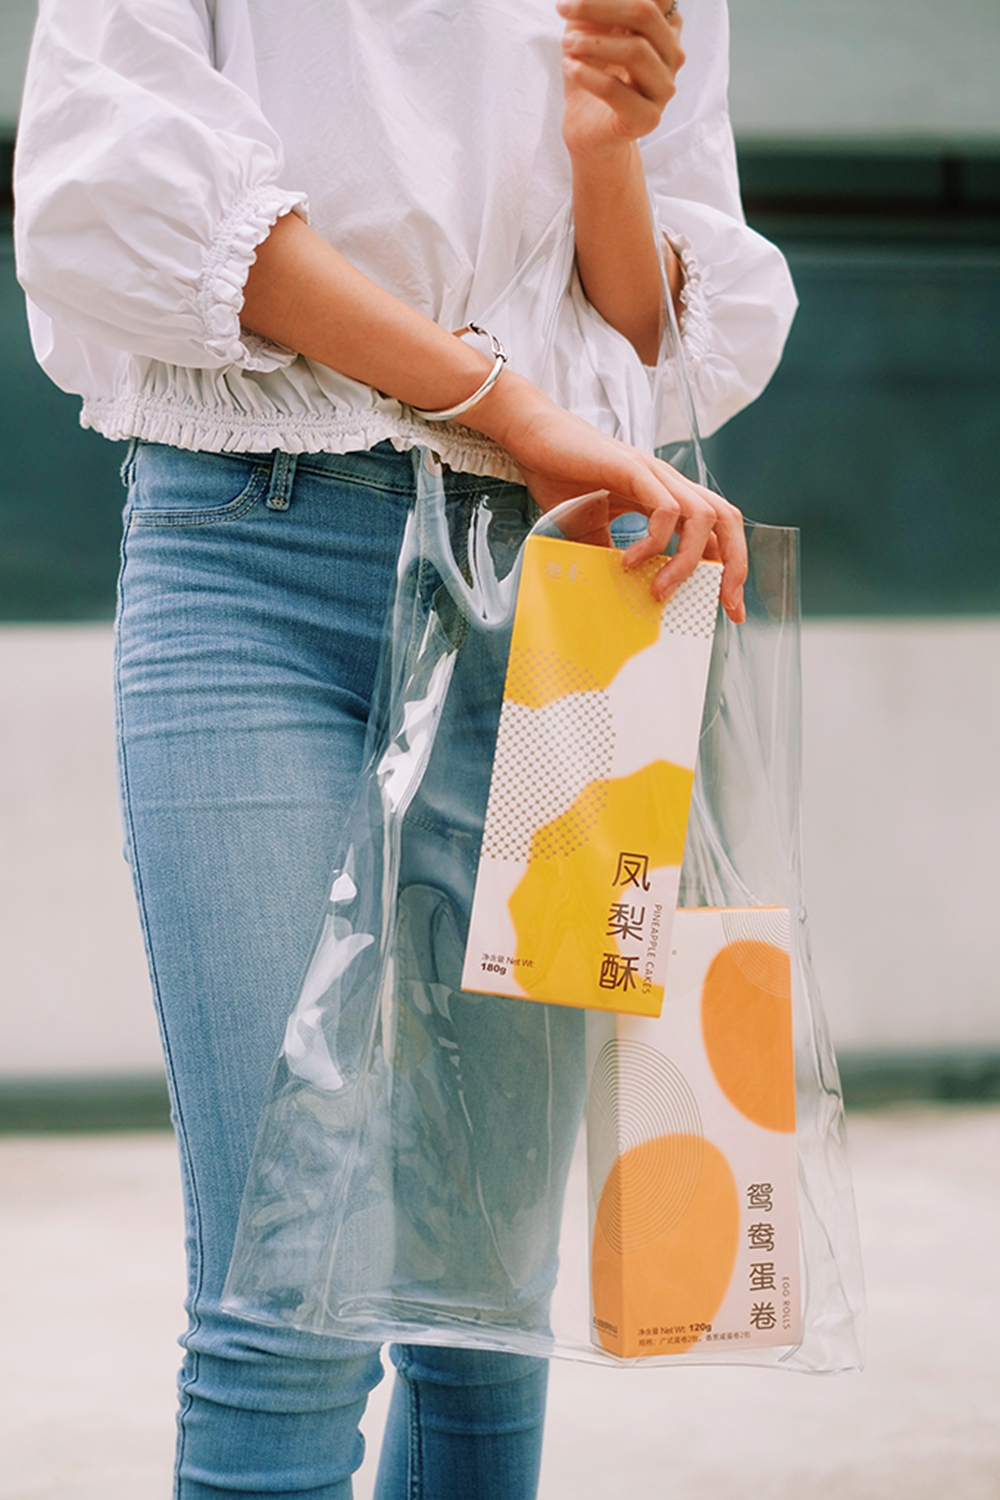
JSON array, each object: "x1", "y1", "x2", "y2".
[{"x1": 1, "y1": 0, "x2": 999, "y2": 1121}]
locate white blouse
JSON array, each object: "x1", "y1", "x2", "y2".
[{"x1": 14, "y1": 0, "x2": 797, "y2": 478}]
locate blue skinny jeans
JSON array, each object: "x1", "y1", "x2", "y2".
[{"x1": 114, "y1": 440, "x2": 548, "y2": 1500}]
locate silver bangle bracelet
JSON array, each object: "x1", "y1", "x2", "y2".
[{"x1": 412, "y1": 324, "x2": 508, "y2": 422}]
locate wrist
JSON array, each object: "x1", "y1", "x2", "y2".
[
  {"x1": 402, "y1": 333, "x2": 493, "y2": 415},
  {"x1": 458, "y1": 367, "x2": 550, "y2": 449},
  {"x1": 569, "y1": 138, "x2": 646, "y2": 205},
  {"x1": 411, "y1": 325, "x2": 507, "y2": 422}
]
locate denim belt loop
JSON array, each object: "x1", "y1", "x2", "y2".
[
  {"x1": 265, "y1": 450, "x2": 299, "y2": 511},
  {"x1": 119, "y1": 436, "x2": 140, "y2": 490}
]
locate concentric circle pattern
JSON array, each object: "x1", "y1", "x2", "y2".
[
  {"x1": 720, "y1": 907, "x2": 791, "y2": 955},
  {"x1": 587, "y1": 1040, "x2": 704, "y2": 1254}
]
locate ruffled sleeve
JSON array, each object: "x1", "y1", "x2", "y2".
[
  {"x1": 635, "y1": 0, "x2": 798, "y2": 440},
  {"x1": 646, "y1": 119, "x2": 799, "y2": 440},
  {"x1": 197, "y1": 186, "x2": 305, "y2": 371},
  {"x1": 14, "y1": 0, "x2": 306, "y2": 375}
]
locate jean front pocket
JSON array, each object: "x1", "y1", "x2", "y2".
[{"x1": 127, "y1": 443, "x2": 272, "y2": 527}]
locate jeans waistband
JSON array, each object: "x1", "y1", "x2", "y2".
[{"x1": 130, "y1": 437, "x2": 523, "y2": 502}]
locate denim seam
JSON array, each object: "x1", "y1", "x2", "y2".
[
  {"x1": 129, "y1": 461, "x2": 271, "y2": 527},
  {"x1": 293, "y1": 459, "x2": 417, "y2": 497},
  {"x1": 405, "y1": 1358, "x2": 423, "y2": 1500},
  {"x1": 113, "y1": 501, "x2": 207, "y2": 1500}
]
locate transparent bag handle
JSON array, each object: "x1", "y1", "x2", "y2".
[
  {"x1": 413, "y1": 460, "x2": 630, "y2": 636},
  {"x1": 648, "y1": 207, "x2": 779, "y2": 910},
  {"x1": 413, "y1": 455, "x2": 521, "y2": 631},
  {"x1": 651, "y1": 207, "x2": 710, "y2": 488}
]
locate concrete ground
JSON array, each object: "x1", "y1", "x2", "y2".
[{"x1": 1, "y1": 1106, "x2": 998, "y2": 1500}]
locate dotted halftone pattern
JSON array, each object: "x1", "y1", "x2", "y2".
[
  {"x1": 479, "y1": 655, "x2": 615, "y2": 862},
  {"x1": 504, "y1": 646, "x2": 601, "y2": 705},
  {"x1": 479, "y1": 563, "x2": 718, "y2": 865},
  {"x1": 613, "y1": 557, "x2": 721, "y2": 639},
  {"x1": 587, "y1": 1039, "x2": 704, "y2": 1254}
]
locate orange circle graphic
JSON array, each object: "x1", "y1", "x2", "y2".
[
  {"x1": 701, "y1": 940, "x2": 795, "y2": 1133},
  {"x1": 591, "y1": 1135, "x2": 739, "y2": 1358}
]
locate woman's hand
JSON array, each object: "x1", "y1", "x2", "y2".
[
  {"x1": 559, "y1": 0, "x2": 685, "y2": 161},
  {"x1": 466, "y1": 369, "x2": 747, "y2": 623}
]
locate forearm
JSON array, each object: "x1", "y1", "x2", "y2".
[
  {"x1": 241, "y1": 211, "x2": 497, "y2": 418},
  {"x1": 570, "y1": 141, "x2": 682, "y2": 366}
]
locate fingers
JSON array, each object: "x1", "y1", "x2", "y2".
[
  {"x1": 701, "y1": 490, "x2": 748, "y2": 621},
  {"x1": 561, "y1": 58, "x2": 667, "y2": 137},
  {"x1": 473, "y1": 376, "x2": 745, "y2": 622},
  {"x1": 559, "y1": 0, "x2": 685, "y2": 144},
  {"x1": 615, "y1": 458, "x2": 747, "y2": 622},
  {"x1": 559, "y1": 0, "x2": 681, "y2": 49},
  {"x1": 561, "y1": 20, "x2": 683, "y2": 108},
  {"x1": 657, "y1": 494, "x2": 746, "y2": 624}
]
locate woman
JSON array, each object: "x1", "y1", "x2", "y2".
[{"x1": 15, "y1": 1, "x2": 796, "y2": 1495}]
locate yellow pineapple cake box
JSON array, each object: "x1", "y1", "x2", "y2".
[{"x1": 461, "y1": 531, "x2": 722, "y2": 1019}]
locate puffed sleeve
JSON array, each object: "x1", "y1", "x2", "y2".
[
  {"x1": 14, "y1": 0, "x2": 306, "y2": 372},
  {"x1": 639, "y1": 0, "x2": 798, "y2": 439}
]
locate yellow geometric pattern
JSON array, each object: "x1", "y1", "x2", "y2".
[
  {"x1": 479, "y1": 692, "x2": 615, "y2": 864},
  {"x1": 508, "y1": 760, "x2": 694, "y2": 1017},
  {"x1": 504, "y1": 537, "x2": 664, "y2": 708}
]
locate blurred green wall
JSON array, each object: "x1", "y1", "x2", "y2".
[
  {"x1": 0, "y1": 231, "x2": 127, "y2": 619},
  {"x1": 705, "y1": 144, "x2": 1000, "y2": 613},
  {"x1": 707, "y1": 240, "x2": 1000, "y2": 615}
]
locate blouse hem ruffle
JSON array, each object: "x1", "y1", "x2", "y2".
[{"x1": 81, "y1": 393, "x2": 523, "y2": 482}]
